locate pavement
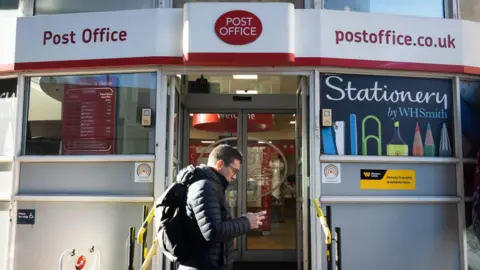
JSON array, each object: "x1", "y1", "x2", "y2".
[{"x1": 232, "y1": 262, "x2": 298, "y2": 270}]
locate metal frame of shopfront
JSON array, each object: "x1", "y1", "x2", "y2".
[
  {"x1": 0, "y1": 66, "x2": 475, "y2": 270},
  {"x1": 162, "y1": 70, "x2": 312, "y2": 269},
  {"x1": 314, "y1": 68, "x2": 467, "y2": 270}
]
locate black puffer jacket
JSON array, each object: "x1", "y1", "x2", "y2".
[{"x1": 177, "y1": 165, "x2": 251, "y2": 270}]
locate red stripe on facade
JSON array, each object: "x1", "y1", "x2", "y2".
[
  {"x1": 295, "y1": 57, "x2": 465, "y2": 74},
  {"x1": 184, "y1": 53, "x2": 295, "y2": 66},
  {"x1": 13, "y1": 57, "x2": 183, "y2": 71},
  {"x1": 8, "y1": 54, "x2": 475, "y2": 74}
]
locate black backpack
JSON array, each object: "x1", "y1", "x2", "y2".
[{"x1": 156, "y1": 165, "x2": 200, "y2": 262}]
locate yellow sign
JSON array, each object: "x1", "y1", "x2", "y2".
[{"x1": 360, "y1": 169, "x2": 415, "y2": 190}]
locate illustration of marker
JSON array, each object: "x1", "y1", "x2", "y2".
[
  {"x1": 439, "y1": 123, "x2": 452, "y2": 157},
  {"x1": 334, "y1": 121, "x2": 345, "y2": 155},
  {"x1": 386, "y1": 121, "x2": 408, "y2": 156},
  {"x1": 350, "y1": 114, "x2": 358, "y2": 155},
  {"x1": 424, "y1": 123, "x2": 435, "y2": 157},
  {"x1": 412, "y1": 122, "x2": 424, "y2": 156}
]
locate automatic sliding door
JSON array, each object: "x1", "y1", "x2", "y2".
[
  {"x1": 296, "y1": 76, "x2": 310, "y2": 270},
  {"x1": 241, "y1": 112, "x2": 297, "y2": 262},
  {"x1": 187, "y1": 111, "x2": 242, "y2": 254}
]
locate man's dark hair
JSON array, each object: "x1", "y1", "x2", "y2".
[{"x1": 207, "y1": 144, "x2": 243, "y2": 166}]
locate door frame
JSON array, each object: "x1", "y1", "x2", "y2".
[{"x1": 163, "y1": 71, "x2": 313, "y2": 267}]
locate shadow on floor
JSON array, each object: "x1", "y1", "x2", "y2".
[{"x1": 232, "y1": 262, "x2": 298, "y2": 270}]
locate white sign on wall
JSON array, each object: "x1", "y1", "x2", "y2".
[
  {"x1": 2, "y1": 4, "x2": 480, "y2": 74},
  {"x1": 321, "y1": 163, "x2": 341, "y2": 184},
  {"x1": 134, "y1": 162, "x2": 154, "y2": 183}
]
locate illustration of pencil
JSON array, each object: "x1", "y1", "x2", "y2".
[
  {"x1": 412, "y1": 122, "x2": 424, "y2": 156},
  {"x1": 424, "y1": 123, "x2": 435, "y2": 157},
  {"x1": 439, "y1": 123, "x2": 452, "y2": 157}
]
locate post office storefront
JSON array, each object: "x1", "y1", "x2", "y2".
[{"x1": 1, "y1": 3, "x2": 480, "y2": 270}]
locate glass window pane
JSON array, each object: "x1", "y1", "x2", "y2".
[
  {"x1": 34, "y1": 0, "x2": 153, "y2": 15},
  {"x1": 188, "y1": 112, "x2": 239, "y2": 249},
  {"x1": 460, "y1": 0, "x2": 480, "y2": 22},
  {"x1": 245, "y1": 113, "x2": 296, "y2": 251},
  {"x1": 324, "y1": 0, "x2": 444, "y2": 18},
  {"x1": 184, "y1": 74, "x2": 298, "y2": 95},
  {"x1": 174, "y1": 0, "x2": 304, "y2": 9},
  {"x1": 0, "y1": 0, "x2": 18, "y2": 10},
  {"x1": 460, "y1": 79, "x2": 480, "y2": 158},
  {"x1": 0, "y1": 78, "x2": 17, "y2": 156},
  {"x1": 25, "y1": 72, "x2": 157, "y2": 155}
]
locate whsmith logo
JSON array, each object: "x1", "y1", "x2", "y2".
[{"x1": 360, "y1": 169, "x2": 386, "y2": 180}]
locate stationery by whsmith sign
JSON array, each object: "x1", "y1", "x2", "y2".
[{"x1": 319, "y1": 74, "x2": 454, "y2": 157}]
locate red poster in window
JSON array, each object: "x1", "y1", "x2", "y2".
[{"x1": 61, "y1": 77, "x2": 116, "y2": 155}]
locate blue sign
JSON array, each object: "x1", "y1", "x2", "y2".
[{"x1": 17, "y1": 209, "x2": 35, "y2": 225}]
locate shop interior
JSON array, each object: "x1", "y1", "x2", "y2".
[{"x1": 183, "y1": 73, "x2": 300, "y2": 247}]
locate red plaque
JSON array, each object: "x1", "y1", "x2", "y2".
[
  {"x1": 62, "y1": 77, "x2": 116, "y2": 155},
  {"x1": 214, "y1": 10, "x2": 263, "y2": 45}
]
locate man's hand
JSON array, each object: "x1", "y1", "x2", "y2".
[{"x1": 246, "y1": 210, "x2": 267, "y2": 229}]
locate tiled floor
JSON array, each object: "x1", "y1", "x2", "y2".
[{"x1": 232, "y1": 262, "x2": 298, "y2": 270}]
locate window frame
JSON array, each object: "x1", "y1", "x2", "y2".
[
  {"x1": 164, "y1": 0, "x2": 312, "y2": 9},
  {"x1": 312, "y1": 67, "x2": 465, "y2": 270},
  {"x1": 320, "y1": 0, "x2": 454, "y2": 18},
  {"x1": 21, "y1": 67, "x2": 159, "y2": 158},
  {"x1": 25, "y1": 0, "x2": 456, "y2": 16},
  {"x1": 32, "y1": 0, "x2": 158, "y2": 15},
  {"x1": 0, "y1": 0, "x2": 19, "y2": 10}
]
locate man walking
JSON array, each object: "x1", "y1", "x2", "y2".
[{"x1": 177, "y1": 144, "x2": 266, "y2": 270}]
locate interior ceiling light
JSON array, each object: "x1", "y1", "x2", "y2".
[
  {"x1": 290, "y1": 121, "x2": 296, "y2": 124},
  {"x1": 201, "y1": 140, "x2": 215, "y2": 144},
  {"x1": 233, "y1": 74, "x2": 258, "y2": 80},
  {"x1": 235, "y1": 90, "x2": 258, "y2": 94}
]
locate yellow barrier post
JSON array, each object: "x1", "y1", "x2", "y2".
[
  {"x1": 134, "y1": 204, "x2": 156, "y2": 270},
  {"x1": 313, "y1": 198, "x2": 331, "y2": 245},
  {"x1": 137, "y1": 206, "x2": 155, "y2": 245},
  {"x1": 140, "y1": 239, "x2": 159, "y2": 270}
]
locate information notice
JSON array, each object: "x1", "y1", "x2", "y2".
[{"x1": 61, "y1": 77, "x2": 116, "y2": 155}]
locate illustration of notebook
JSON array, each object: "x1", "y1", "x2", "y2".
[
  {"x1": 334, "y1": 121, "x2": 345, "y2": 155},
  {"x1": 350, "y1": 114, "x2": 358, "y2": 155},
  {"x1": 322, "y1": 127, "x2": 337, "y2": 155}
]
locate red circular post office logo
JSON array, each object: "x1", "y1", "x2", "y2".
[{"x1": 214, "y1": 10, "x2": 263, "y2": 45}]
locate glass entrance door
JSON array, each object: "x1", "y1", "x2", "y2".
[
  {"x1": 187, "y1": 110, "x2": 298, "y2": 262},
  {"x1": 188, "y1": 111, "x2": 242, "y2": 260},
  {"x1": 240, "y1": 112, "x2": 297, "y2": 262}
]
